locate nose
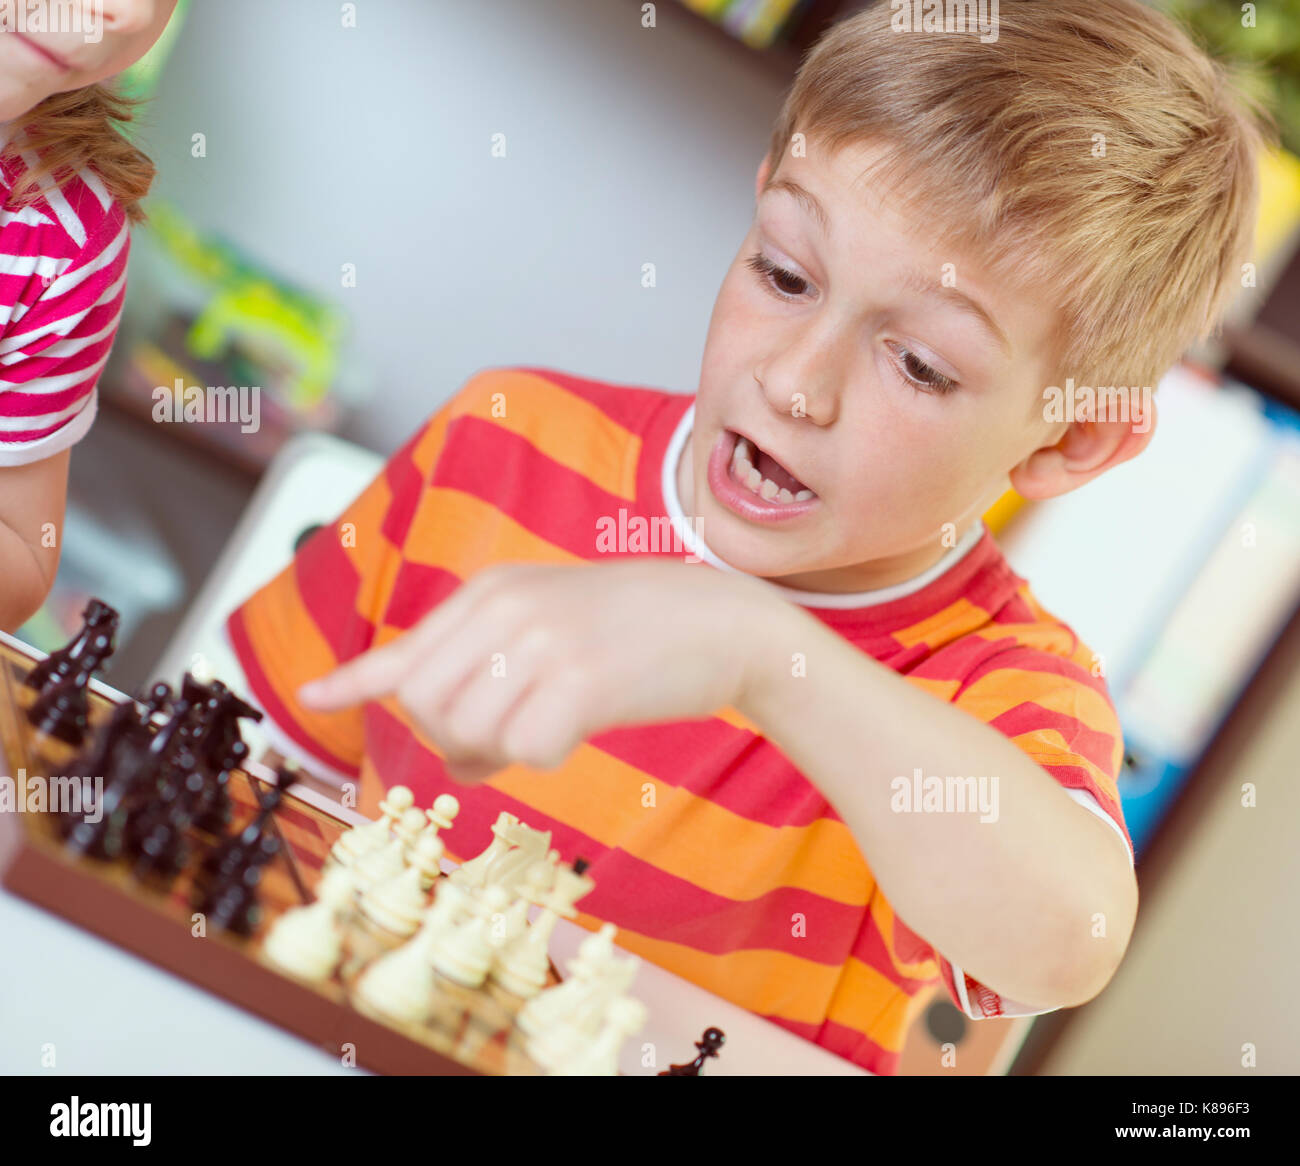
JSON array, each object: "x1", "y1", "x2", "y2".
[
  {"x1": 753, "y1": 314, "x2": 845, "y2": 426},
  {"x1": 99, "y1": 0, "x2": 158, "y2": 34}
]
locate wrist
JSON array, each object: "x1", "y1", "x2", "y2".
[{"x1": 733, "y1": 584, "x2": 807, "y2": 727}]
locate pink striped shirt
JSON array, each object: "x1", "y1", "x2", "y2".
[{"x1": 0, "y1": 125, "x2": 130, "y2": 467}]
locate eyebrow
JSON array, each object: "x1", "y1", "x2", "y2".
[{"x1": 763, "y1": 179, "x2": 1010, "y2": 356}]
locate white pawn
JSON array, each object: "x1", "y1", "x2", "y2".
[
  {"x1": 359, "y1": 834, "x2": 442, "y2": 938},
  {"x1": 353, "y1": 808, "x2": 425, "y2": 892},
  {"x1": 516, "y1": 922, "x2": 617, "y2": 1038},
  {"x1": 492, "y1": 864, "x2": 593, "y2": 1000},
  {"x1": 548, "y1": 997, "x2": 647, "y2": 1076},
  {"x1": 352, "y1": 881, "x2": 472, "y2": 1024},
  {"x1": 449, "y1": 810, "x2": 518, "y2": 890},
  {"x1": 420, "y1": 793, "x2": 460, "y2": 846},
  {"x1": 262, "y1": 865, "x2": 356, "y2": 982},
  {"x1": 430, "y1": 885, "x2": 511, "y2": 988},
  {"x1": 329, "y1": 785, "x2": 414, "y2": 868}
]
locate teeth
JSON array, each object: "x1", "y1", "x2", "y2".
[{"x1": 728, "y1": 431, "x2": 816, "y2": 505}]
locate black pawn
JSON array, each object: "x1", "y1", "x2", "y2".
[{"x1": 658, "y1": 1028, "x2": 725, "y2": 1076}]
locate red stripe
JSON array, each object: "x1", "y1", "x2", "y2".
[
  {"x1": 765, "y1": 1013, "x2": 900, "y2": 1075},
  {"x1": 363, "y1": 702, "x2": 869, "y2": 963},
  {"x1": 293, "y1": 525, "x2": 370, "y2": 663},
  {"x1": 226, "y1": 607, "x2": 360, "y2": 778}
]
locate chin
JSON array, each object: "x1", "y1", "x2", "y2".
[{"x1": 695, "y1": 509, "x2": 820, "y2": 579}]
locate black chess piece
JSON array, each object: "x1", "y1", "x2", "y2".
[
  {"x1": 24, "y1": 599, "x2": 119, "y2": 693},
  {"x1": 195, "y1": 766, "x2": 296, "y2": 895},
  {"x1": 198, "y1": 861, "x2": 265, "y2": 936},
  {"x1": 27, "y1": 667, "x2": 92, "y2": 746},
  {"x1": 658, "y1": 1027, "x2": 725, "y2": 1076}
]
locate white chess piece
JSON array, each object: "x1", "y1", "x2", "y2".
[
  {"x1": 526, "y1": 948, "x2": 640, "y2": 1069},
  {"x1": 516, "y1": 922, "x2": 617, "y2": 1038},
  {"x1": 547, "y1": 997, "x2": 647, "y2": 1076},
  {"x1": 262, "y1": 865, "x2": 356, "y2": 981},
  {"x1": 420, "y1": 793, "x2": 460, "y2": 846},
  {"x1": 351, "y1": 881, "x2": 472, "y2": 1024},
  {"x1": 488, "y1": 862, "x2": 551, "y2": 953},
  {"x1": 491, "y1": 863, "x2": 593, "y2": 999},
  {"x1": 448, "y1": 811, "x2": 518, "y2": 889},
  {"x1": 359, "y1": 834, "x2": 441, "y2": 937},
  {"x1": 429, "y1": 885, "x2": 511, "y2": 988},
  {"x1": 329, "y1": 785, "x2": 414, "y2": 868},
  {"x1": 352, "y1": 825, "x2": 412, "y2": 893},
  {"x1": 480, "y1": 820, "x2": 552, "y2": 895}
]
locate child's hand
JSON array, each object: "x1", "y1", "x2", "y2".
[{"x1": 297, "y1": 560, "x2": 780, "y2": 783}]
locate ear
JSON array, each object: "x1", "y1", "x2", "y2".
[
  {"x1": 1010, "y1": 397, "x2": 1158, "y2": 501},
  {"x1": 755, "y1": 154, "x2": 772, "y2": 202}
]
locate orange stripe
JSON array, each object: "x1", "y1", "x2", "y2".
[
  {"x1": 239, "y1": 578, "x2": 364, "y2": 767},
  {"x1": 826, "y1": 959, "x2": 914, "y2": 1051},
  {"x1": 892, "y1": 597, "x2": 990, "y2": 649},
  {"x1": 450, "y1": 369, "x2": 640, "y2": 501},
  {"x1": 401, "y1": 488, "x2": 585, "y2": 572},
  {"x1": 479, "y1": 744, "x2": 870, "y2": 905},
  {"x1": 579, "y1": 913, "x2": 842, "y2": 1024}
]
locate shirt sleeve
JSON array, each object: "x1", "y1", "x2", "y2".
[
  {"x1": 0, "y1": 194, "x2": 129, "y2": 466},
  {"x1": 932, "y1": 640, "x2": 1134, "y2": 1020},
  {"x1": 222, "y1": 389, "x2": 466, "y2": 782}
]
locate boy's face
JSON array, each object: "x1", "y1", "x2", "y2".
[
  {"x1": 0, "y1": 1, "x2": 178, "y2": 121},
  {"x1": 683, "y1": 138, "x2": 1149, "y2": 593}
]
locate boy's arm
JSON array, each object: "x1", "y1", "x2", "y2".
[
  {"x1": 737, "y1": 599, "x2": 1138, "y2": 1014},
  {"x1": 0, "y1": 451, "x2": 67, "y2": 630}
]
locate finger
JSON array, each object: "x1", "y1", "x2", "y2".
[
  {"x1": 297, "y1": 637, "x2": 420, "y2": 710},
  {"x1": 297, "y1": 566, "x2": 525, "y2": 710}
]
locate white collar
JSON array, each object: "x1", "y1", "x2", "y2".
[{"x1": 661, "y1": 401, "x2": 986, "y2": 609}]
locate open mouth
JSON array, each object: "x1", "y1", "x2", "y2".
[{"x1": 727, "y1": 430, "x2": 816, "y2": 505}]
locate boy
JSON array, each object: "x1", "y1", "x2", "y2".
[{"x1": 225, "y1": 1, "x2": 1263, "y2": 1073}]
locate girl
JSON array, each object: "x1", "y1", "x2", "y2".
[{"x1": 0, "y1": 1, "x2": 178, "y2": 629}]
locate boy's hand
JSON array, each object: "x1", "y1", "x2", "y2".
[{"x1": 297, "y1": 560, "x2": 781, "y2": 783}]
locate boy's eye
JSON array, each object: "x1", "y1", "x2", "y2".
[
  {"x1": 890, "y1": 343, "x2": 957, "y2": 395},
  {"x1": 746, "y1": 252, "x2": 810, "y2": 299}
]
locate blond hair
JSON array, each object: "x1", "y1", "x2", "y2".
[
  {"x1": 768, "y1": 0, "x2": 1272, "y2": 391},
  {"x1": 4, "y1": 84, "x2": 155, "y2": 224}
]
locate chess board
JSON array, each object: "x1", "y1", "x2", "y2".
[{"x1": 0, "y1": 631, "x2": 555, "y2": 1076}]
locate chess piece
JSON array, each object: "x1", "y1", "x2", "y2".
[
  {"x1": 658, "y1": 1027, "x2": 726, "y2": 1076},
  {"x1": 328, "y1": 785, "x2": 414, "y2": 869},
  {"x1": 525, "y1": 942, "x2": 639, "y2": 1070},
  {"x1": 24, "y1": 598, "x2": 119, "y2": 694},
  {"x1": 480, "y1": 819, "x2": 553, "y2": 897},
  {"x1": 199, "y1": 862, "x2": 265, "y2": 936},
  {"x1": 419, "y1": 793, "x2": 459, "y2": 847},
  {"x1": 548, "y1": 997, "x2": 648, "y2": 1076},
  {"x1": 262, "y1": 865, "x2": 356, "y2": 981},
  {"x1": 491, "y1": 859, "x2": 594, "y2": 1000},
  {"x1": 517, "y1": 922, "x2": 618, "y2": 1038},
  {"x1": 430, "y1": 885, "x2": 511, "y2": 988},
  {"x1": 359, "y1": 835, "x2": 442, "y2": 938},
  {"x1": 448, "y1": 810, "x2": 519, "y2": 889},
  {"x1": 27, "y1": 666, "x2": 93, "y2": 746},
  {"x1": 196, "y1": 767, "x2": 296, "y2": 890},
  {"x1": 351, "y1": 808, "x2": 423, "y2": 893},
  {"x1": 352, "y1": 887, "x2": 468, "y2": 1026}
]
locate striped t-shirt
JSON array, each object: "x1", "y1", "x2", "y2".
[
  {"x1": 0, "y1": 126, "x2": 129, "y2": 466},
  {"x1": 225, "y1": 367, "x2": 1134, "y2": 1074}
]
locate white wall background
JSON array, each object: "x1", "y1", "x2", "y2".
[{"x1": 131, "y1": 0, "x2": 790, "y2": 453}]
